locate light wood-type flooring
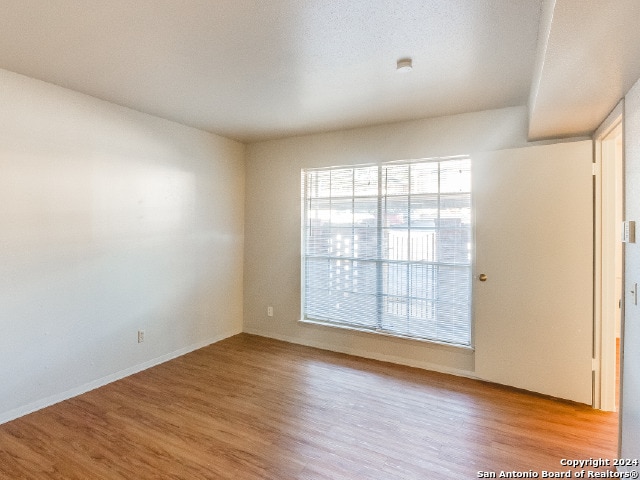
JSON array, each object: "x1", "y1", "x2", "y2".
[{"x1": 0, "y1": 334, "x2": 618, "y2": 479}]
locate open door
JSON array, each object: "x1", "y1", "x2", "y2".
[{"x1": 473, "y1": 141, "x2": 594, "y2": 404}]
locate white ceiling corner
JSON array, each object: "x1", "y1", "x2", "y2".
[{"x1": 528, "y1": 0, "x2": 640, "y2": 140}]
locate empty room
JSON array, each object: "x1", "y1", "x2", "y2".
[{"x1": 1, "y1": 1, "x2": 639, "y2": 479}]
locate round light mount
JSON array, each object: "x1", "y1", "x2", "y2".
[{"x1": 396, "y1": 57, "x2": 413, "y2": 73}]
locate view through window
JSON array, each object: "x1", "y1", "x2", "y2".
[{"x1": 301, "y1": 157, "x2": 472, "y2": 346}]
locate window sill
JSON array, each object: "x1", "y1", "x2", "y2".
[{"x1": 299, "y1": 318, "x2": 474, "y2": 351}]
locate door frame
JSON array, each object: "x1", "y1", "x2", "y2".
[{"x1": 593, "y1": 101, "x2": 624, "y2": 411}]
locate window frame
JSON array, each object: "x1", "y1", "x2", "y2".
[{"x1": 300, "y1": 156, "x2": 473, "y2": 349}]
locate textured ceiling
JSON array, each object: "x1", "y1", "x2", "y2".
[
  {"x1": 2, "y1": 1, "x2": 637, "y2": 143},
  {"x1": 0, "y1": 0, "x2": 542, "y2": 143}
]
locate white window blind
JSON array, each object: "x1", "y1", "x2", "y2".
[{"x1": 301, "y1": 157, "x2": 472, "y2": 346}]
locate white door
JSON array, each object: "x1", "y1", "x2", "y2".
[{"x1": 473, "y1": 141, "x2": 593, "y2": 404}]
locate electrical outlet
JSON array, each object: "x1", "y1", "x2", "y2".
[
  {"x1": 267, "y1": 306, "x2": 273, "y2": 317},
  {"x1": 138, "y1": 330, "x2": 145, "y2": 343}
]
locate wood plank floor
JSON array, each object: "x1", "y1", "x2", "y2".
[{"x1": 0, "y1": 334, "x2": 618, "y2": 479}]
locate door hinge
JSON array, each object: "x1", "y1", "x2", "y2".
[
  {"x1": 592, "y1": 163, "x2": 598, "y2": 176},
  {"x1": 592, "y1": 357, "x2": 598, "y2": 372}
]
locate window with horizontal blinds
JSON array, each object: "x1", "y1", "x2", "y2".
[{"x1": 301, "y1": 156, "x2": 472, "y2": 347}]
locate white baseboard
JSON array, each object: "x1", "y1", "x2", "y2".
[
  {"x1": 243, "y1": 327, "x2": 477, "y2": 381},
  {"x1": 0, "y1": 329, "x2": 240, "y2": 425}
]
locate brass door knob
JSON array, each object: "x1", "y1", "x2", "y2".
[{"x1": 478, "y1": 273, "x2": 488, "y2": 282}]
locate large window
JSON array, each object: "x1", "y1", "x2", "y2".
[{"x1": 301, "y1": 157, "x2": 472, "y2": 346}]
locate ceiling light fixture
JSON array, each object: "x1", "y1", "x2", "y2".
[{"x1": 396, "y1": 57, "x2": 413, "y2": 73}]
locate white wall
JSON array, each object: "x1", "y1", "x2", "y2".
[
  {"x1": 620, "y1": 77, "x2": 640, "y2": 460},
  {"x1": 0, "y1": 69, "x2": 245, "y2": 423},
  {"x1": 244, "y1": 106, "x2": 589, "y2": 380}
]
